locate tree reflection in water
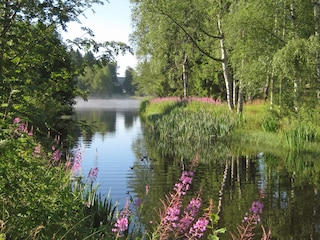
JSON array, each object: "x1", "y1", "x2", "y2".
[{"x1": 74, "y1": 107, "x2": 320, "y2": 239}]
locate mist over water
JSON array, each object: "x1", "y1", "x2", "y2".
[{"x1": 74, "y1": 98, "x2": 141, "y2": 110}]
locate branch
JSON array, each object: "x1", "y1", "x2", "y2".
[
  {"x1": 155, "y1": 7, "x2": 222, "y2": 62},
  {"x1": 199, "y1": 27, "x2": 222, "y2": 39}
]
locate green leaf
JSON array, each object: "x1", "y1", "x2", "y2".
[
  {"x1": 1, "y1": 103, "x2": 8, "y2": 108},
  {"x1": 215, "y1": 227, "x2": 227, "y2": 234},
  {"x1": 10, "y1": 89, "x2": 20, "y2": 95}
]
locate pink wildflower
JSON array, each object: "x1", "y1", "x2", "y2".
[
  {"x1": 112, "y1": 198, "x2": 130, "y2": 238},
  {"x1": 188, "y1": 217, "x2": 209, "y2": 238},
  {"x1": 52, "y1": 149, "x2": 61, "y2": 162},
  {"x1": 174, "y1": 171, "x2": 193, "y2": 195},
  {"x1": 34, "y1": 145, "x2": 41, "y2": 156},
  {"x1": 163, "y1": 205, "x2": 181, "y2": 227},
  {"x1": 242, "y1": 200, "x2": 263, "y2": 224},
  {"x1": 88, "y1": 167, "x2": 98, "y2": 180},
  {"x1": 113, "y1": 217, "x2": 128, "y2": 233},
  {"x1": 13, "y1": 117, "x2": 20, "y2": 124},
  {"x1": 70, "y1": 146, "x2": 83, "y2": 174},
  {"x1": 177, "y1": 195, "x2": 202, "y2": 232}
]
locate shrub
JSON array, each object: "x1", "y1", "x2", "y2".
[
  {"x1": 261, "y1": 111, "x2": 280, "y2": 133},
  {"x1": 0, "y1": 118, "x2": 117, "y2": 239}
]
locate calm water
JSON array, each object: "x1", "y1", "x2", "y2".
[{"x1": 74, "y1": 99, "x2": 320, "y2": 239}]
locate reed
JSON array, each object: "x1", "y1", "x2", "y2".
[
  {"x1": 284, "y1": 122, "x2": 318, "y2": 151},
  {"x1": 141, "y1": 97, "x2": 238, "y2": 146}
]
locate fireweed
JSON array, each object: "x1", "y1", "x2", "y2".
[
  {"x1": 149, "y1": 156, "x2": 213, "y2": 240},
  {"x1": 150, "y1": 97, "x2": 220, "y2": 105},
  {"x1": 112, "y1": 198, "x2": 131, "y2": 239},
  {"x1": 231, "y1": 200, "x2": 271, "y2": 240}
]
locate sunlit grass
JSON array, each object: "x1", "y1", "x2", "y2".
[
  {"x1": 141, "y1": 97, "x2": 238, "y2": 147},
  {"x1": 141, "y1": 97, "x2": 320, "y2": 155}
]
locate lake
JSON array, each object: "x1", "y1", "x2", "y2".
[{"x1": 74, "y1": 98, "x2": 320, "y2": 239}]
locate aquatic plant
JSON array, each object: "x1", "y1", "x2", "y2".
[
  {"x1": 261, "y1": 111, "x2": 280, "y2": 133},
  {"x1": 231, "y1": 200, "x2": 271, "y2": 240},
  {"x1": 153, "y1": 108, "x2": 236, "y2": 146}
]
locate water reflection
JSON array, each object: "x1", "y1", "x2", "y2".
[
  {"x1": 130, "y1": 124, "x2": 320, "y2": 240},
  {"x1": 75, "y1": 107, "x2": 320, "y2": 239},
  {"x1": 74, "y1": 109, "x2": 142, "y2": 207}
]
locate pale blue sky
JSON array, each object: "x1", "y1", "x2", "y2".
[{"x1": 61, "y1": 0, "x2": 136, "y2": 77}]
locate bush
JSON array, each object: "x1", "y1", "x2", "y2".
[
  {"x1": 261, "y1": 111, "x2": 280, "y2": 132},
  {"x1": 0, "y1": 119, "x2": 117, "y2": 239}
]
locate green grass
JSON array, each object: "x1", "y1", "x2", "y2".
[{"x1": 140, "y1": 97, "x2": 320, "y2": 156}]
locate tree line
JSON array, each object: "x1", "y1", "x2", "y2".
[
  {"x1": 130, "y1": 0, "x2": 320, "y2": 114},
  {"x1": 70, "y1": 49, "x2": 135, "y2": 97},
  {"x1": 0, "y1": 0, "x2": 133, "y2": 144}
]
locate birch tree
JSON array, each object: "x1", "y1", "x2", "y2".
[{"x1": 130, "y1": 0, "x2": 235, "y2": 109}]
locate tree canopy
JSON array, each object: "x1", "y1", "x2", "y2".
[
  {"x1": 130, "y1": 0, "x2": 320, "y2": 114},
  {"x1": 0, "y1": 0, "x2": 132, "y2": 143}
]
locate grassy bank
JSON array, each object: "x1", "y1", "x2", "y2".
[{"x1": 140, "y1": 97, "x2": 320, "y2": 156}]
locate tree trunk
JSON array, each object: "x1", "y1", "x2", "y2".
[
  {"x1": 182, "y1": 52, "x2": 187, "y2": 98},
  {"x1": 270, "y1": 70, "x2": 274, "y2": 110},
  {"x1": 291, "y1": 1, "x2": 299, "y2": 112},
  {"x1": 233, "y1": 78, "x2": 237, "y2": 108},
  {"x1": 264, "y1": 75, "x2": 270, "y2": 102},
  {"x1": 217, "y1": 159, "x2": 229, "y2": 217},
  {"x1": 237, "y1": 78, "x2": 243, "y2": 114},
  {"x1": 217, "y1": 14, "x2": 233, "y2": 111}
]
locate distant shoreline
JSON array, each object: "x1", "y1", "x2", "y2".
[{"x1": 74, "y1": 97, "x2": 141, "y2": 110}]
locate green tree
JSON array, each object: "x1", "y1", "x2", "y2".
[
  {"x1": 0, "y1": 0, "x2": 133, "y2": 141},
  {"x1": 132, "y1": 61, "x2": 165, "y2": 96},
  {"x1": 78, "y1": 63, "x2": 118, "y2": 97},
  {"x1": 0, "y1": 22, "x2": 79, "y2": 141},
  {"x1": 130, "y1": 0, "x2": 319, "y2": 115},
  {"x1": 123, "y1": 67, "x2": 135, "y2": 95},
  {"x1": 130, "y1": 0, "x2": 235, "y2": 107}
]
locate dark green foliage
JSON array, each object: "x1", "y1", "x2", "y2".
[
  {"x1": 284, "y1": 123, "x2": 318, "y2": 151},
  {"x1": 123, "y1": 67, "x2": 136, "y2": 95},
  {"x1": 138, "y1": 98, "x2": 151, "y2": 116},
  {"x1": 0, "y1": 119, "x2": 119, "y2": 239},
  {"x1": 0, "y1": 122, "x2": 82, "y2": 238},
  {"x1": 0, "y1": 1, "x2": 133, "y2": 238}
]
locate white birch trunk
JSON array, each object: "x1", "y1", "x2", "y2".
[
  {"x1": 217, "y1": 15, "x2": 233, "y2": 111},
  {"x1": 237, "y1": 79, "x2": 243, "y2": 114},
  {"x1": 182, "y1": 53, "x2": 187, "y2": 98},
  {"x1": 291, "y1": 1, "x2": 299, "y2": 112}
]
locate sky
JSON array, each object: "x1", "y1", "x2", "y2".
[{"x1": 61, "y1": 0, "x2": 137, "y2": 77}]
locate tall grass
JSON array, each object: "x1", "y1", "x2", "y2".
[
  {"x1": 284, "y1": 121, "x2": 318, "y2": 151},
  {"x1": 141, "y1": 97, "x2": 238, "y2": 147}
]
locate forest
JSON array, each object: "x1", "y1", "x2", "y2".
[{"x1": 130, "y1": 0, "x2": 320, "y2": 115}]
